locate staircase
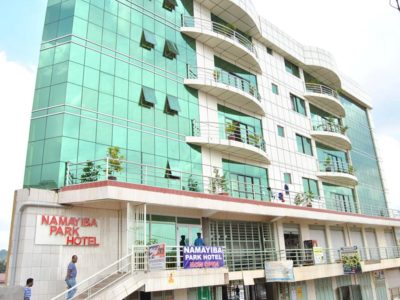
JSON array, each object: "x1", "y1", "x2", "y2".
[
  {"x1": 73, "y1": 273, "x2": 128, "y2": 299},
  {"x1": 51, "y1": 253, "x2": 136, "y2": 300}
]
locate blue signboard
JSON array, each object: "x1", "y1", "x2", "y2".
[{"x1": 183, "y1": 246, "x2": 224, "y2": 269}]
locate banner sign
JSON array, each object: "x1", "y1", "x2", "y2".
[
  {"x1": 35, "y1": 215, "x2": 100, "y2": 246},
  {"x1": 340, "y1": 246, "x2": 362, "y2": 274},
  {"x1": 183, "y1": 246, "x2": 224, "y2": 269},
  {"x1": 148, "y1": 243, "x2": 166, "y2": 270},
  {"x1": 265, "y1": 261, "x2": 295, "y2": 282},
  {"x1": 313, "y1": 247, "x2": 325, "y2": 264}
]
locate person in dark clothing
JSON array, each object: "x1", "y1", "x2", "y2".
[
  {"x1": 179, "y1": 235, "x2": 186, "y2": 267},
  {"x1": 235, "y1": 285, "x2": 240, "y2": 299}
]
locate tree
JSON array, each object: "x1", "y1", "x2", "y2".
[
  {"x1": 0, "y1": 260, "x2": 6, "y2": 273},
  {"x1": 80, "y1": 161, "x2": 101, "y2": 183}
]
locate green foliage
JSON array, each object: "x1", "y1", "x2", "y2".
[
  {"x1": 209, "y1": 167, "x2": 228, "y2": 194},
  {"x1": 107, "y1": 146, "x2": 125, "y2": 175},
  {"x1": 0, "y1": 260, "x2": 5, "y2": 273},
  {"x1": 80, "y1": 161, "x2": 101, "y2": 183},
  {"x1": 187, "y1": 175, "x2": 199, "y2": 192},
  {"x1": 225, "y1": 122, "x2": 237, "y2": 136}
]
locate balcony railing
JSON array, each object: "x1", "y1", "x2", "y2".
[
  {"x1": 318, "y1": 160, "x2": 355, "y2": 175},
  {"x1": 131, "y1": 245, "x2": 400, "y2": 272},
  {"x1": 186, "y1": 65, "x2": 261, "y2": 101},
  {"x1": 312, "y1": 120, "x2": 348, "y2": 135},
  {"x1": 65, "y1": 159, "x2": 399, "y2": 218},
  {"x1": 191, "y1": 119, "x2": 266, "y2": 151},
  {"x1": 181, "y1": 16, "x2": 257, "y2": 57},
  {"x1": 305, "y1": 83, "x2": 338, "y2": 99}
]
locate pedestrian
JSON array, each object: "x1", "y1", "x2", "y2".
[
  {"x1": 65, "y1": 255, "x2": 78, "y2": 299},
  {"x1": 194, "y1": 232, "x2": 205, "y2": 246},
  {"x1": 235, "y1": 285, "x2": 240, "y2": 299},
  {"x1": 179, "y1": 235, "x2": 186, "y2": 267},
  {"x1": 24, "y1": 278, "x2": 33, "y2": 300}
]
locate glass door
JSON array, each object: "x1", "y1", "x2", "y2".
[{"x1": 177, "y1": 224, "x2": 202, "y2": 246}]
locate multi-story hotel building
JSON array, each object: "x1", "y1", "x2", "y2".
[{"x1": 5, "y1": 0, "x2": 400, "y2": 299}]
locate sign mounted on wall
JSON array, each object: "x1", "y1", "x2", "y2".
[
  {"x1": 35, "y1": 215, "x2": 100, "y2": 246},
  {"x1": 265, "y1": 261, "x2": 295, "y2": 282}
]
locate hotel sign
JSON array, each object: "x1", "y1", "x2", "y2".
[{"x1": 35, "y1": 215, "x2": 100, "y2": 246}]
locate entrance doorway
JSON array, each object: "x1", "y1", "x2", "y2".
[{"x1": 284, "y1": 224, "x2": 301, "y2": 266}]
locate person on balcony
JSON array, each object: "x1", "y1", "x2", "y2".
[
  {"x1": 194, "y1": 232, "x2": 205, "y2": 246},
  {"x1": 180, "y1": 235, "x2": 187, "y2": 267}
]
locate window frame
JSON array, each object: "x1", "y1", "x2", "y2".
[{"x1": 296, "y1": 134, "x2": 313, "y2": 156}]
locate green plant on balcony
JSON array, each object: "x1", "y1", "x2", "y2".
[
  {"x1": 325, "y1": 116, "x2": 335, "y2": 132},
  {"x1": 294, "y1": 193, "x2": 304, "y2": 205},
  {"x1": 187, "y1": 175, "x2": 199, "y2": 192},
  {"x1": 225, "y1": 122, "x2": 238, "y2": 140},
  {"x1": 213, "y1": 69, "x2": 221, "y2": 81},
  {"x1": 249, "y1": 85, "x2": 257, "y2": 97},
  {"x1": 248, "y1": 133, "x2": 261, "y2": 146},
  {"x1": 340, "y1": 125, "x2": 349, "y2": 134},
  {"x1": 80, "y1": 161, "x2": 102, "y2": 183},
  {"x1": 348, "y1": 165, "x2": 355, "y2": 175},
  {"x1": 304, "y1": 191, "x2": 315, "y2": 207},
  {"x1": 324, "y1": 156, "x2": 332, "y2": 172},
  {"x1": 208, "y1": 167, "x2": 228, "y2": 195},
  {"x1": 107, "y1": 146, "x2": 125, "y2": 180}
]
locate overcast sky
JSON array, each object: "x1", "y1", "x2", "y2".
[{"x1": 0, "y1": 0, "x2": 399, "y2": 250}]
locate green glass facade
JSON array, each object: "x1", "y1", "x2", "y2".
[
  {"x1": 340, "y1": 94, "x2": 387, "y2": 215},
  {"x1": 25, "y1": 0, "x2": 202, "y2": 188}
]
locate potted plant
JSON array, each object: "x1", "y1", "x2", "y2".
[
  {"x1": 225, "y1": 122, "x2": 238, "y2": 140},
  {"x1": 249, "y1": 85, "x2": 257, "y2": 97},
  {"x1": 340, "y1": 125, "x2": 349, "y2": 135},
  {"x1": 208, "y1": 167, "x2": 228, "y2": 195},
  {"x1": 248, "y1": 133, "x2": 260, "y2": 146},
  {"x1": 106, "y1": 146, "x2": 125, "y2": 180},
  {"x1": 326, "y1": 116, "x2": 335, "y2": 132},
  {"x1": 187, "y1": 175, "x2": 199, "y2": 192},
  {"x1": 324, "y1": 156, "x2": 332, "y2": 172},
  {"x1": 213, "y1": 69, "x2": 221, "y2": 81},
  {"x1": 80, "y1": 161, "x2": 102, "y2": 183},
  {"x1": 348, "y1": 165, "x2": 355, "y2": 175},
  {"x1": 294, "y1": 193, "x2": 304, "y2": 205},
  {"x1": 304, "y1": 191, "x2": 314, "y2": 207}
]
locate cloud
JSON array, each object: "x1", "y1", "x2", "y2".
[
  {"x1": 0, "y1": 51, "x2": 35, "y2": 249},
  {"x1": 376, "y1": 134, "x2": 400, "y2": 210}
]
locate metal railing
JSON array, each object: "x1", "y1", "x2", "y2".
[
  {"x1": 51, "y1": 253, "x2": 133, "y2": 300},
  {"x1": 52, "y1": 244, "x2": 400, "y2": 299},
  {"x1": 191, "y1": 119, "x2": 266, "y2": 151},
  {"x1": 312, "y1": 119, "x2": 348, "y2": 135},
  {"x1": 318, "y1": 159, "x2": 355, "y2": 175},
  {"x1": 186, "y1": 65, "x2": 261, "y2": 101},
  {"x1": 181, "y1": 15, "x2": 257, "y2": 57},
  {"x1": 305, "y1": 83, "x2": 338, "y2": 99},
  {"x1": 65, "y1": 158, "x2": 400, "y2": 218}
]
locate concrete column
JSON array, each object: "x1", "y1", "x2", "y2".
[
  {"x1": 306, "y1": 280, "x2": 317, "y2": 300},
  {"x1": 174, "y1": 289, "x2": 188, "y2": 300},
  {"x1": 275, "y1": 221, "x2": 286, "y2": 260},
  {"x1": 202, "y1": 217, "x2": 210, "y2": 245}
]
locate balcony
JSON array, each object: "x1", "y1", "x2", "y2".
[
  {"x1": 311, "y1": 120, "x2": 351, "y2": 150},
  {"x1": 181, "y1": 16, "x2": 261, "y2": 73},
  {"x1": 304, "y1": 83, "x2": 345, "y2": 117},
  {"x1": 316, "y1": 160, "x2": 358, "y2": 186},
  {"x1": 184, "y1": 65, "x2": 265, "y2": 116},
  {"x1": 186, "y1": 120, "x2": 269, "y2": 165}
]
